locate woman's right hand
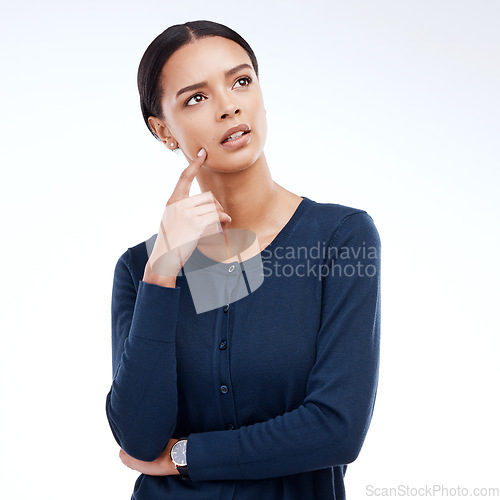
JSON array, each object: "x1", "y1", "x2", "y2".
[{"x1": 143, "y1": 148, "x2": 232, "y2": 286}]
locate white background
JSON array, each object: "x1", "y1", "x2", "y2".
[{"x1": 0, "y1": 1, "x2": 498, "y2": 499}]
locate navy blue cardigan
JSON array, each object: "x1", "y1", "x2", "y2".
[{"x1": 106, "y1": 196, "x2": 381, "y2": 499}]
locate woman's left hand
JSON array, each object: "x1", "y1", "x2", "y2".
[{"x1": 119, "y1": 438, "x2": 180, "y2": 476}]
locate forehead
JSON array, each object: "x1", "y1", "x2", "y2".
[{"x1": 160, "y1": 36, "x2": 253, "y2": 95}]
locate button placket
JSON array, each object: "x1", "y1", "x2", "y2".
[{"x1": 215, "y1": 272, "x2": 239, "y2": 431}]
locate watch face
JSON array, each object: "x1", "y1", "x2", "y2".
[{"x1": 170, "y1": 440, "x2": 187, "y2": 467}]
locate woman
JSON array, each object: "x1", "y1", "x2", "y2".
[{"x1": 106, "y1": 20, "x2": 381, "y2": 500}]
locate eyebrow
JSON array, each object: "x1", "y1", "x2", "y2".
[{"x1": 175, "y1": 63, "x2": 254, "y2": 99}]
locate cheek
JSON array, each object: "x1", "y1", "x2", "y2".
[
  {"x1": 182, "y1": 115, "x2": 217, "y2": 152},
  {"x1": 177, "y1": 119, "x2": 207, "y2": 151},
  {"x1": 254, "y1": 100, "x2": 267, "y2": 141},
  {"x1": 253, "y1": 93, "x2": 267, "y2": 122}
]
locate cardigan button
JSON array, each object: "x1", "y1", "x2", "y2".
[
  {"x1": 228, "y1": 264, "x2": 235, "y2": 273},
  {"x1": 226, "y1": 424, "x2": 235, "y2": 430},
  {"x1": 220, "y1": 385, "x2": 229, "y2": 394},
  {"x1": 223, "y1": 304, "x2": 230, "y2": 313},
  {"x1": 219, "y1": 340, "x2": 227, "y2": 350}
]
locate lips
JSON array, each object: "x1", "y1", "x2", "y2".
[{"x1": 221, "y1": 124, "x2": 251, "y2": 144}]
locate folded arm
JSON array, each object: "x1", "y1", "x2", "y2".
[{"x1": 105, "y1": 250, "x2": 182, "y2": 461}]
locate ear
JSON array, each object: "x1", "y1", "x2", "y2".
[{"x1": 147, "y1": 116, "x2": 174, "y2": 144}]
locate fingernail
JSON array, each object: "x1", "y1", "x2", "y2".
[{"x1": 197, "y1": 148, "x2": 205, "y2": 157}]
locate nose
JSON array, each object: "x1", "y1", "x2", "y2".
[
  {"x1": 217, "y1": 90, "x2": 241, "y2": 120},
  {"x1": 220, "y1": 107, "x2": 240, "y2": 120}
]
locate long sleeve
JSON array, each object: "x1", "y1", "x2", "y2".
[
  {"x1": 105, "y1": 249, "x2": 182, "y2": 461},
  {"x1": 186, "y1": 211, "x2": 381, "y2": 481}
]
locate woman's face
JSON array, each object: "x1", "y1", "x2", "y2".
[{"x1": 153, "y1": 36, "x2": 267, "y2": 172}]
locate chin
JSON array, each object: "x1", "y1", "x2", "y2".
[
  {"x1": 205, "y1": 159, "x2": 254, "y2": 174},
  {"x1": 206, "y1": 145, "x2": 264, "y2": 172}
]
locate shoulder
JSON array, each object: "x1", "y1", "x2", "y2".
[
  {"x1": 304, "y1": 197, "x2": 367, "y2": 221},
  {"x1": 114, "y1": 233, "x2": 157, "y2": 284},
  {"x1": 300, "y1": 196, "x2": 380, "y2": 245}
]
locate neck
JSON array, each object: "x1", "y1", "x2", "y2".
[{"x1": 195, "y1": 152, "x2": 280, "y2": 231}]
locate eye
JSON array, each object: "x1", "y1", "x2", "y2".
[
  {"x1": 184, "y1": 77, "x2": 252, "y2": 107},
  {"x1": 233, "y1": 76, "x2": 252, "y2": 88},
  {"x1": 185, "y1": 93, "x2": 206, "y2": 107}
]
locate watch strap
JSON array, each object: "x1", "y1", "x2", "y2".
[{"x1": 177, "y1": 464, "x2": 191, "y2": 481}]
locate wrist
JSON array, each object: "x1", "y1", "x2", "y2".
[
  {"x1": 143, "y1": 276, "x2": 177, "y2": 288},
  {"x1": 169, "y1": 437, "x2": 190, "y2": 480},
  {"x1": 142, "y1": 265, "x2": 178, "y2": 288}
]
